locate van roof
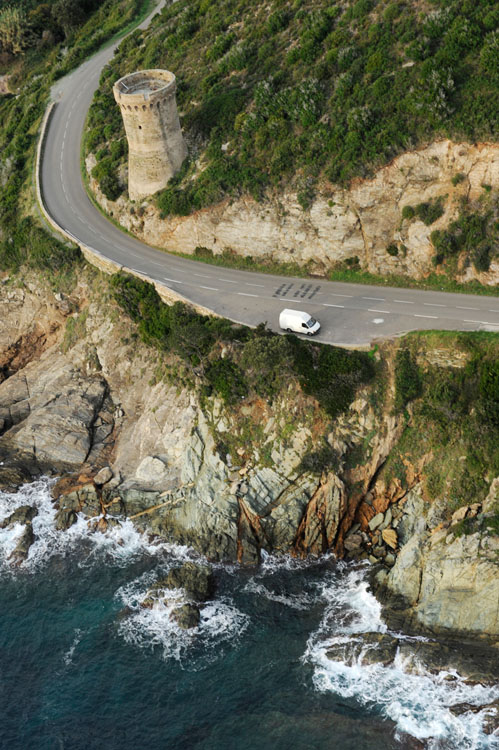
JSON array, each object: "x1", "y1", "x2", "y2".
[{"x1": 281, "y1": 309, "x2": 311, "y2": 321}]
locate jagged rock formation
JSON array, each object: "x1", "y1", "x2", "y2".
[{"x1": 0, "y1": 270, "x2": 497, "y2": 638}]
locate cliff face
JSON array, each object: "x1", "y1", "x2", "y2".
[
  {"x1": 90, "y1": 139, "x2": 499, "y2": 286},
  {"x1": 0, "y1": 270, "x2": 497, "y2": 637}
]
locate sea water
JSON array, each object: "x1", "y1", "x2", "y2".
[{"x1": 0, "y1": 479, "x2": 497, "y2": 750}]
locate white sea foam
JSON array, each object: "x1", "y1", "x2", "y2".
[
  {"x1": 304, "y1": 563, "x2": 499, "y2": 748},
  {"x1": 63, "y1": 628, "x2": 84, "y2": 666},
  {"x1": 259, "y1": 549, "x2": 334, "y2": 574},
  {"x1": 0, "y1": 478, "x2": 193, "y2": 572},
  {"x1": 116, "y1": 574, "x2": 249, "y2": 663},
  {"x1": 243, "y1": 578, "x2": 316, "y2": 610}
]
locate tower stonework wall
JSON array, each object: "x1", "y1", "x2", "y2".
[{"x1": 113, "y1": 69, "x2": 187, "y2": 201}]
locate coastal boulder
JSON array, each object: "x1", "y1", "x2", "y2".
[
  {"x1": 163, "y1": 562, "x2": 215, "y2": 602},
  {"x1": 171, "y1": 603, "x2": 201, "y2": 630}
]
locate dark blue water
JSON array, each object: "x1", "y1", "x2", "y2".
[{"x1": 0, "y1": 480, "x2": 497, "y2": 750}]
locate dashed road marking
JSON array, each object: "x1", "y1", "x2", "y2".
[
  {"x1": 323, "y1": 303, "x2": 344, "y2": 308},
  {"x1": 368, "y1": 308, "x2": 390, "y2": 314},
  {"x1": 464, "y1": 319, "x2": 489, "y2": 325},
  {"x1": 238, "y1": 292, "x2": 259, "y2": 298},
  {"x1": 194, "y1": 273, "x2": 212, "y2": 278},
  {"x1": 393, "y1": 299, "x2": 414, "y2": 304},
  {"x1": 246, "y1": 283, "x2": 265, "y2": 288},
  {"x1": 456, "y1": 306, "x2": 478, "y2": 310},
  {"x1": 414, "y1": 314, "x2": 438, "y2": 319},
  {"x1": 424, "y1": 303, "x2": 445, "y2": 307},
  {"x1": 329, "y1": 293, "x2": 353, "y2": 298},
  {"x1": 200, "y1": 285, "x2": 218, "y2": 291},
  {"x1": 164, "y1": 277, "x2": 183, "y2": 283},
  {"x1": 218, "y1": 278, "x2": 237, "y2": 283},
  {"x1": 362, "y1": 296, "x2": 385, "y2": 301}
]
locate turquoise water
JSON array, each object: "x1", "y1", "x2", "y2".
[{"x1": 0, "y1": 480, "x2": 497, "y2": 750}]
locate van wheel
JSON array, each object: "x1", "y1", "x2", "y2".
[
  {"x1": 307, "y1": 331, "x2": 314, "y2": 336},
  {"x1": 286, "y1": 328, "x2": 292, "y2": 332}
]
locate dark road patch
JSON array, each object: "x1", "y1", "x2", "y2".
[{"x1": 273, "y1": 282, "x2": 321, "y2": 300}]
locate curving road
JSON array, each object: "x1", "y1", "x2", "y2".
[{"x1": 40, "y1": 3, "x2": 499, "y2": 347}]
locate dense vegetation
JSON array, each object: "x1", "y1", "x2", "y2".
[
  {"x1": 0, "y1": 0, "x2": 153, "y2": 280},
  {"x1": 387, "y1": 332, "x2": 499, "y2": 510},
  {"x1": 110, "y1": 271, "x2": 374, "y2": 416},
  {"x1": 86, "y1": 0, "x2": 498, "y2": 214}
]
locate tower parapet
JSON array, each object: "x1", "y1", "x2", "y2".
[{"x1": 113, "y1": 69, "x2": 187, "y2": 201}]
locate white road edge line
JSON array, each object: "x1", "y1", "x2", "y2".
[
  {"x1": 464, "y1": 319, "x2": 489, "y2": 324},
  {"x1": 163, "y1": 277, "x2": 183, "y2": 283}
]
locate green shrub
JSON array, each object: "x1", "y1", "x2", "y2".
[
  {"x1": 386, "y1": 244, "x2": 398, "y2": 256},
  {"x1": 394, "y1": 348, "x2": 421, "y2": 412},
  {"x1": 414, "y1": 197, "x2": 445, "y2": 226},
  {"x1": 451, "y1": 173, "x2": 465, "y2": 186},
  {"x1": 401, "y1": 205, "x2": 415, "y2": 220},
  {"x1": 240, "y1": 329, "x2": 293, "y2": 398},
  {"x1": 205, "y1": 359, "x2": 247, "y2": 403}
]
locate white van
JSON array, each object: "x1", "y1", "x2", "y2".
[{"x1": 279, "y1": 309, "x2": 321, "y2": 335}]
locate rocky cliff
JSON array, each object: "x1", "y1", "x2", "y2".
[
  {"x1": 0, "y1": 268, "x2": 497, "y2": 638},
  {"x1": 89, "y1": 139, "x2": 499, "y2": 286}
]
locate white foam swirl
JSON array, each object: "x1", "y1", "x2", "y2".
[
  {"x1": 116, "y1": 573, "x2": 249, "y2": 663},
  {"x1": 304, "y1": 564, "x2": 499, "y2": 748}
]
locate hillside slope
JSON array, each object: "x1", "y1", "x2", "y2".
[{"x1": 85, "y1": 0, "x2": 499, "y2": 285}]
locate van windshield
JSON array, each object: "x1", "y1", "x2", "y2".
[{"x1": 306, "y1": 318, "x2": 317, "y2": 328}]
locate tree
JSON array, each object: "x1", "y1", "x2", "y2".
[
  {"x1": 52, "y1": 0, "x2": 85, "y2": 39},
  {"x1": 0, "y1": 6, "x2": 32, "y2": 55}
]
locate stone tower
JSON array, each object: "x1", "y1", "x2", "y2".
[{"x1": 113, "y1": 69, "x2": 187, "y2": 201}]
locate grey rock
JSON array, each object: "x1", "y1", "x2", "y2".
[
  {"x1": 171, "y1": 603, "x2": 200, "y2": 630},
  {"x1": 55, "y1": 508, "x2": 78, "y2": 531},
  {"x1": 160, "y1": 562, "x2": 215, "y2": 602},
  {"x1": 0, "y1": 504, "x2": 38, "y2": 528},
  {"x1": 398, "y1": 488, "x2": 426, "y2": 545},
  {"x1": 94, "y1": 466, "x2": 113, "y2": 485},
  {"x1": 344, "y1": 533, "x2": 363, "y2": 554},
  {"x1": 9, "y1": 523, "x2": 35, "y2": 564},
  {"x1": 368, "y1": 512, "x2": 384, "y2": 531},
  {"x1": 0, "y1": 376, "x2": 107, "y2": 472}
]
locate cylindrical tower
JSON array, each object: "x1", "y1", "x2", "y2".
[{"x1": 113, "y1": 69, "x2": 187, "y2": 201}]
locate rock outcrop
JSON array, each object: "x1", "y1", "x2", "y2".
[
  {"x1": 374, "y1": 483, "x2": 499, "y2": 637},
  {"x1": 90, "y1": 139, "x2": 499, "y2": 286},
  {"x1": 0, "y1": 270, "x2": 497, "y2": 640}
]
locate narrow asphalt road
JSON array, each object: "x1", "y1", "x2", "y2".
[{"x1": 40, "y1": 2, "x2": 499, "y2": 347}]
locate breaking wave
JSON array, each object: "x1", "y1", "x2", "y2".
[
  {"x1": 304, "y1": 564, "x2": 499, "y2": 749},
  {"x1": 0, "y1": 478, "x2": 192, "y2": 572},
  {"x1": 116, "y1": 572, "x2": 249, "y2": 663}
]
